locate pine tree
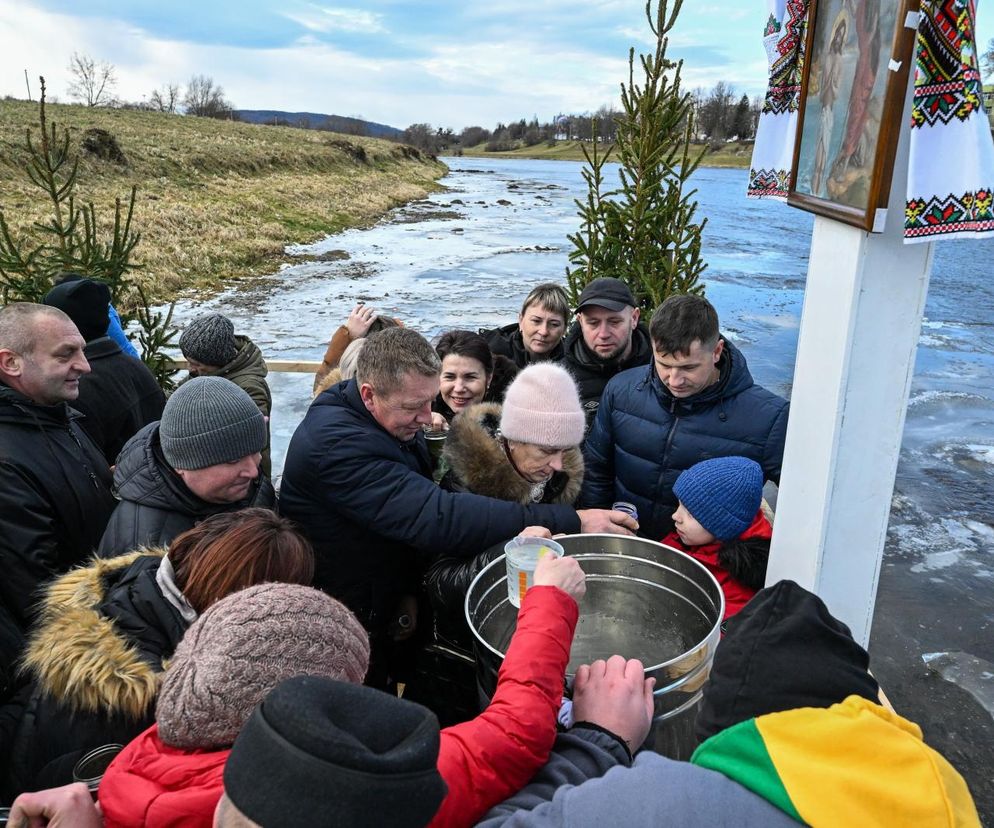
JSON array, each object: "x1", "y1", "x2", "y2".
[
  {"x1": 566, "y1": 0, "x2": 708, "y2": 311},
  {"x1": 0, "y1": 78, "x2": 178, "y2": 388}
]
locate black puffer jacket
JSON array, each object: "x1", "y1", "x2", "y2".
[
  {"x1": 561, "y1": 322, "x2": 654, "y2": 430},
  {"x1": 428, "y1": 402, "x2": 585, "y2": 644},
  {"x1": 279, "y1": 380, "x2": 581, "y2": 638},
  {"x1": 0, "y1": 383, "x2": 116, "y2": 693},
  {"x1": 1, "y1": 551, "x2": 189, "y2": 801},
  {"x1": 480, "y1": 322, "x2": 566, "y2": 369},
  {"x1": 72, "y1": 337, "x2": 166, "y2": 464},
  {"x1": 581, "y1": 338, "x2": 789, "y2": 538},
  {"x1": 432, "y1": 354, "x2": 519, "y2": 421},
  {"x1": 97, "y1": 422, "x2": 276, "y2": 557}
]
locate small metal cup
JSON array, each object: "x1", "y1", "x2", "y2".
[{"x1": 72, "y1": 744, "x2": 123, "y2": 799}]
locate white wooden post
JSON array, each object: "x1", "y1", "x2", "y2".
[{"x1": 765, "y1": 70, "x2": 935, "y2": 647}]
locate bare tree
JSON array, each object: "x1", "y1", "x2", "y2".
[
  {"x1": 149, "y1": 83, "x2": 180, "y2": 113},
  {"x1": 183, "y1": 75, "x2": 234, "y2": 119},
  {"x1": 66, "y1": 52, "x2": 117, "y2": 107},
  {"x1": 983, "y1": 37, "x2": 994, "y2": 77}
]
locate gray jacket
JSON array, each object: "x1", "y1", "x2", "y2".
[{"x1": 478, "y1": 728, "x2": 800, "y2": 827}]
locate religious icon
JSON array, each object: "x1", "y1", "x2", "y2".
[{"x1": 789, "y1": 0, "x2": 920, "y2": 231}]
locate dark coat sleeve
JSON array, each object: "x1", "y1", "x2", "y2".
[
  {"x1": 762, "y1": 400, "x2": 789, "y2": 485},
  {"x1": 0, "y1": 463, "x2": 62, "y2": 626},
  {"x1": 578, "y1": 387, "x2": 616, "y2": 509},
  {"x1": 477, "y1": 728, "x2": 631, "y2": 826},
  {"x1": 316, "y1": 428, "x2": 581, "y2": 556}
]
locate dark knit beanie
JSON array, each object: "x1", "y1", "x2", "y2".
[
  {"x1": 225, "y1": 675, "x2": 447, "y2": 827},
  {"x1": 42, "y1": 278, "x2": 111, "y2": 342},
  {"x1": 179, "y1": 312, "x2": 238, "y2": 368},
  {"x1": 696, "y1": 580, "x2": 880, "y2": 742},
  {"x1": 673, "y1": 456, "x2": 763, "y2": 541},
  {"x1": 159, "y1": 376, "x2": 265, "y2": 470},
  {"x1": 156, "y1": 583, "x2": 370, "y2": 750}
]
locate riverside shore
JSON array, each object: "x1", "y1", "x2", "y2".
[{"x1": 0, "y1": 99, "x2": 447, "y2": 301}]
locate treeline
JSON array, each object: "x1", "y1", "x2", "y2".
[{"x1": 401, "y1": 82, "x2": 762, "y2": 157}]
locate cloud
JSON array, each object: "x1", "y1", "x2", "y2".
[{"x1": 280, "y1": 4, "x2": 386, "y2": 35}]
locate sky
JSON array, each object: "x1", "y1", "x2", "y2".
[{"x1": 1, "y1": 1, "x2": 993, "y2": 132}]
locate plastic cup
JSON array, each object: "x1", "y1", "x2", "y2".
[
  {"x1": 504, "y1": 536, "x2": 565, "y2": 608},
  {"x1": 72, "y1": 744, "x2": 123, "y2": 799},
  {"x1": 424, "y1": 430, "x2": 447, "y2": 464}
]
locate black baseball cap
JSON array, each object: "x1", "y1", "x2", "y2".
[{"x1": 575, "y1": 277, "x2": 637, "y2": 312}]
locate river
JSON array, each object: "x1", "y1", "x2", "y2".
[{"x1": 165, "y1": 155, "x2": 994, "y2": 809}]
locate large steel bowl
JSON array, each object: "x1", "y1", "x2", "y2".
[{"x1": 465, "y1": 533, "x2": 723, "y2": 759}]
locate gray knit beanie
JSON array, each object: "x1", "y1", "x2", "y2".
[
  {"x1": 179, "y1": 312, "x2": 238, "y2": 367},
  {"x1": 160, "y1": 376, "x2": 265, "y2": 470},
  {"x1": 156, "y1": 583, "x2": 370, "y2": 749}
]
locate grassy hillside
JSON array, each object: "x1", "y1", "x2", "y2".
[
  {"x1": 458, "y1": 139, "x2": 753, "y2": 169},
  {"x1": 0, "y1": 99, "x2": 446, "y2": 299}
]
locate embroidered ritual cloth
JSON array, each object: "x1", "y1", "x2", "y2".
[
  {"x1": 748, "y1": 0, "x2": 811, "y2": 199},
  {"x1": 906, "y1": 0, "x2": 994, "y2": 241}
]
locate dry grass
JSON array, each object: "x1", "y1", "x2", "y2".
[{"x1": 0, "y1": 99, "x2": 446, "y2": 300}]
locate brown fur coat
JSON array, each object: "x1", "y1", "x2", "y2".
[{"x1": 442, "y1": 402, "x2": 583, "y2": 505}]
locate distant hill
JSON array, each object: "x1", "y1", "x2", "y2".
[{"x1": 235, "y1": 110, "x2": 403, "y2": 139}]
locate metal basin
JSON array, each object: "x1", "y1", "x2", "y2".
[{"x1": 465, "y1": 533, "x2": 723, "y2": 759}]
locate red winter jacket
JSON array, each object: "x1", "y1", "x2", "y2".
[
  {"x1": 429, "y1": 584, "x2": 578, "y2": 827},
  {"x1": 662, "y1": 509, "x2": 773, "y2": 620},
  {"x1": 98, "y1": 725, "x2": 229, "y2": 828}
]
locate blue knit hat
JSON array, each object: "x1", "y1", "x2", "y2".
[{"x1": 673, "y1": 457, "x2": 763, "y2": 541}]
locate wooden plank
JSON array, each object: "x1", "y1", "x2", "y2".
[{"x1": 167, "y1": 359, "x2": 321, "y2": 374}]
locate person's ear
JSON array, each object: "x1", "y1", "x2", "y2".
[
  {"x1": 712, "y1": 338, "x2": 725, "y2": 364},
  {"x1": 359, "y1": 382, "x2": 376, "y2": 412},
  {"x1": 0, "y1": 348, "x2": 23, "y2": 378},
  {"x1": 630, "y1": 307, "x2": 640, "y2": 328}
]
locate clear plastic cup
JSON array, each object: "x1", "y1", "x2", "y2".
[
  {"x1": 504, "y1": 536, "x2": 565, "y2": 608},
  {"x1": 424, "y1": 430, "x2": 447, "y2": 464},
  {"x1": 72, "y1": 743, "x2": 123, "y2": 800}
]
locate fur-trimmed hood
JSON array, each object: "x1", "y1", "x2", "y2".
[
  {"x1": 442, "y1": 402, "x2": 583, "y2": 505},
  {"x1": 22, "y1": 548, "x2": 185, "y2": 719}
]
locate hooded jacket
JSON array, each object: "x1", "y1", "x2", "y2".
[
  {"x1": 0, "y1": 383, "x2": 116, "y2": 686},
  {"x1": 72, "y1": 336, "x2": 166, "y2": 464},
  {"x1": 2, "y1": 550, "x2": 189, "y2": 798},
  {"x1": 480, "y1": 322, "x2": 566, "y2": 369},
  {"x1": 427, "y1": 402, "x2": 583, "y2": 640},
  {"x1": 98, "y1": 725, "x2": 229, "y2": 828},
  {"x1": 178, "y1": 335, "x2": 272, "y2": 476},
  {"x1": 279, "y1": 380, "x2": 580, "y2": 638},
  {"x1": 661, "y1": 509, "x2": 773, "y2": 621},
  {"x1": 581, "y1": 338, "x2": 789, "y2": 538},
  {"x1": 561, "y1": 321, "x2": 653, "y2": 429},
  {"x1": 97, "y1": 422, "x2": 275, "y2": 558}
]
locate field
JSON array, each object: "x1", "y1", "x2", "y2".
[
  {"x1": 458, "y1": 139, "x2": 754, "y2": 169},
  {"x1": 0, "y1": 99, "x2": 446, "y2": 300}
]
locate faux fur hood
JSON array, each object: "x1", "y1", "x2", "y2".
[
  {"x1": 312, "y1": 366, "x2": 343, "y2": 399},
  {"x1": 22, "y1": 549, "x2": 170, "y2": 719},
  {"x1": 443, "y1": 402, "x2": 583, "y2": 505}
]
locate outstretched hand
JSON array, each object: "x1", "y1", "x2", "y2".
[
  {"x1": 8, "y1": 782, "x2": 104, "y2": 827},
  {"x1": 576, "y1": 509, "x2": 638, "y2": 536},
  {"x1": 533, "y1": 553, "x2": 585, "y2": 601},
  {"x1": 345, "y1": 303, "x2": 379, "y2": 340},
  {"x1": 573, "y1": 655, "x2": 655, "y2": 754}
]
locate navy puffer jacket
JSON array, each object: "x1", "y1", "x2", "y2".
[
  {"x1": 580, "y1": 339, "x2": 788, "y2": 539},
  {"x1": 279, "y1": 379, "x2": 581, "y2": 636}
]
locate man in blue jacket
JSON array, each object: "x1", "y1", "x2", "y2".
[
  {"x1": 581, "y1": 295, "x2": 788, "y2": 539},
  {"x1": 280, "y1": 327, "x2": 635, "y2": 688}
]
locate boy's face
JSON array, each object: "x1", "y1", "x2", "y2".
[{"x1": 672, "y1": 502, "x2": 717, "y2": 546}]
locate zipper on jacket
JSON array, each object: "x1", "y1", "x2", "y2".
[{"x1": 67, "y1": 423, "x2": 102, "y2": 490}]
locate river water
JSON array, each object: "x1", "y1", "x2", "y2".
[{"x1": 166, "y1": 155, "x2": 993, "y2": 800}]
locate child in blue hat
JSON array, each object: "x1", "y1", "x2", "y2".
[{"x1": 661, "y1": 456, "x2": 773, "y2": 621}]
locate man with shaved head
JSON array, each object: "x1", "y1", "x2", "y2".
[{"x1": 0, "y1": 303, "x2": 116, "y2": 700}]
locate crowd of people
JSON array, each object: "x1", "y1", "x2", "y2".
[{"x1": 0, "y1": 274, "x2": 981, "y2": 825}]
